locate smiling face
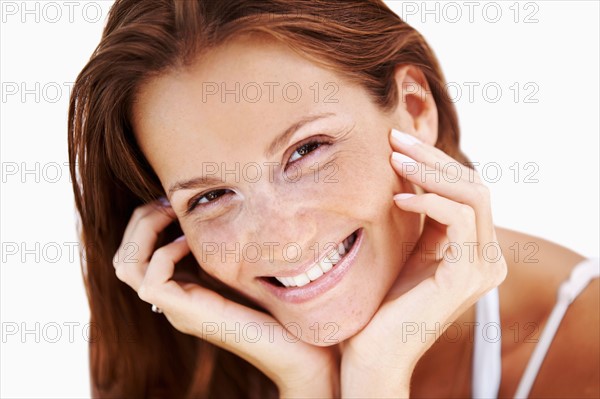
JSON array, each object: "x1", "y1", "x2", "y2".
[{"x1": 131, "y1": 34, "x2": 427, "y2": 345}]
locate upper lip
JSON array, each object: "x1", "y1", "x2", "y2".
[{"x1": 261, "y1": 231, "x2": 353, "y2": 278}]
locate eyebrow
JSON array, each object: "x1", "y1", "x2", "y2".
[{"x1": 167, "y1": 112, "x2": 336, "y2": 196}]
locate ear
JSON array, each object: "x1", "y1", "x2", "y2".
[{"x1": 390, "y1": 65, "x2": 438, "y2": 146}]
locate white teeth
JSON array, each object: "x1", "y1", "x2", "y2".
[
  {"x1": 319, "y1": 254, "x2": 334, "y2": 273},
  {"x1": 320, "y1": 247, "x2": 340, "y2": 273},
  {"x1": 292, "y1": 273, "x2": 311, "y2": 287},
  {"x1": 273, "y1": 233, "x2": 355, "y2": 288},
  {"x1": 275, "y1": 277, "x2": 288, "y2": 287},
  {"x1": 338, "y1": 242, "x2": 346, "y2": 256},
  {"x1": 306, "y1": 264, "x2": 324, "y2": 281},
  {"x1": 275, "y1": 276, "x2": 297, "y2": 287},
  {"x1": 328, "y1": 247, "x2": 341, "y2": 264},
  {"x1": 283, "y1": 277, "x2": 295, "y2": 287}
]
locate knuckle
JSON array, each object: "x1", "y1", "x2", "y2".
[
  {"x1": 458, "y1": 204, "x2": 476, "y2": 222},
  {"x1": 112, "y1": 251, "x2": 121, "y2": 269},
  {"x1": 470, "y1": 170, "x2": 483, "y2": 184},
  {"x1": 483, "y1": 257, "x2": 508, "y2": 288},
  {"x1": 114, "y1": 265, "x2": 128, "y2": 282},
  {"x1": 137, "y1": 283, "x2": 150, "y2": 301},
  {"x1": 152, "y1": 246, "x2": 172, "y2": 264},
  {"x1": 472, "y1": 183, "x2": 490, "y2": 202},
  {"x1": 131, "y1": 205, "x2": 148, "y2": 220},
  {"x1": 135, "y1": 215, "x2": 154, "y2": 231},
  {"x1": 493, "y1": 259, "x2": 508, "y2": 285}
]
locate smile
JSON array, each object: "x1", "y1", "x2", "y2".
[
  {"x1": 259, "y1": 228, "x2": 363, "y2": 303},
  {"x1": 273, "y1": 232, "x2": 356, "y2": 287}
]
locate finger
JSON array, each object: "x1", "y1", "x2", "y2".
[
  {"x1": 122, "y1": 202, "x2": 176, "y2": 259},
  {"x1": 389, "y1": 129, "x2": 492, "y2": 244},
  {"x1": 394, "y1": 193, "x2": 478, "y2": 255},
  {"x1": 390, "y1": 129, "x2": 481, "y2": 184},
  {"x1": 139, "y1": 235, "x2": 190, "y2": 297},
  {"x1": 139, "y1": 246, "x2": 317, "y2": 386},
  {"x1": 122, "y1": 199, "x2": 175, "y2": 241},
  {"x1": 115, "y1": 202, "x2": 176, "y2": 273},
  {"x1": 390, "y1": 152, "x2": 494, "y2": 246},
  {"x1": 114, "y1": 200, "x2": 177, "y2": 290},
  {"x1": 138, "y1": 235, "x2": 277, "y2": 339}
]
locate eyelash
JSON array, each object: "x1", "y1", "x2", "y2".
[
  {"x1": 186, "y1": 139, "x2": 328, "y2": 213},
  {"x1": 287, "y1": 139, "x2": 325, "y2": 165},
  {"x1": 186, "y1": 188, "x2": 232, "y2": 214}
]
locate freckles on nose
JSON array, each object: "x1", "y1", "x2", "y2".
[{"x1": 247, "y1": 206, "x2": 318, "y2": 247}]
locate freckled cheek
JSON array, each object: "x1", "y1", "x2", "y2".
[
  {"x1": 316, "y1": 151, "x2": 401, "y2": 220},
  {"x1": 178, "y1": 220, "x2": 243, "y2": 282}
]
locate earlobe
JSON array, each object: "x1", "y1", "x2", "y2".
[{"x1": 392, "y1": 65, "x2": 439, "y2": 146}]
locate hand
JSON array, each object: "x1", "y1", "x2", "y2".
[
  {"x1": 340, "y1": 129, "x2": 508, "y2": 397},
  {"x1": 113, "y1": 201, "x2": 339, "y2": 398}
]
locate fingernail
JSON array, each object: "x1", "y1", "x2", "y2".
[
  {"x1": 391, "y1": 129, "x2": 421, "y2": 146},
  {"x1": 392, "y1": 151, "x2": 417, "y2": 165},
  {"x1": 394, "y1": 193, "x2": 415, "y2": 201},
  {"x1": 174, "y1": 234, "x2": 186, "y2": 242},
  {"x1": 158, "y1": 196, "x2": 171, "y2": 207}
]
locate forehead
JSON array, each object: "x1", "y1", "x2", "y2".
[{"x1": 131, "y1": 35, "x2": 369, "y2": 183}]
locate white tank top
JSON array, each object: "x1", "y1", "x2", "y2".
[{"x1": 471, "y1": 257, "x2": 600, "y2": 398}]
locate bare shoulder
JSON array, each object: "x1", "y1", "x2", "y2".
[
  {"x1": 529, "y1": 277, "x2": 599, "y2": 398},
  {"x1": 495, "y1": 227, "x2": 599, "y2": 397}
]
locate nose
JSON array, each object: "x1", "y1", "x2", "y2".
[{"x1": 242, "y1": 189, "x2": 318, "y2": 261}]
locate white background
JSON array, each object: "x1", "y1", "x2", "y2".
[{"x1": 1, "y1": 1, "x2": 598, "y2": 397}]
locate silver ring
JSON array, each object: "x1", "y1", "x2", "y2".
[{"x1": 151, "y1": 304, "x2": 163, "y2": 314}]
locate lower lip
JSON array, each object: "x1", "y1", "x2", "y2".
[{"x1": 258, "y1": 228, "x2": 364, "y2": 304}]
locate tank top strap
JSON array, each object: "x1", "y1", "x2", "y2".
[
  {"x1": 472, "y1": 286, "x2": 502, "y2": 398},
  {"x1": 513, "y1": 257, "x2": 600, "y2": 398}
]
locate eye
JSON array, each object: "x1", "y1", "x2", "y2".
[
  {"x1": 288, "y1": 141, "x2": 323, "y2": 163},
  {"x1": 187, "y1": 188, "x2": 232, "y2": 213}
]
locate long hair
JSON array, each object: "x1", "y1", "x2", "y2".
[{"x1": 68, "y1": 0, "x2": 468, "y2": 397}]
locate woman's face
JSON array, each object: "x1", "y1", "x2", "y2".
[{"x1": 132, "y1": 35, "x2": 422, "y2": 345}]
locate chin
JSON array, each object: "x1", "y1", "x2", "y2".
[
  {"x1": 296, "y1": 311, "x2": 377, "y2": 347},
  {"x1": 272, "y1": 281, "x2": 389, "y2": 347},
  {"x1": 255, "y1": 224, "x2": 407, "y2": 346}
]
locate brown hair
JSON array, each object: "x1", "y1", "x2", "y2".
[{"x1": 68, "y1": 0, "x2": 468, "y2": 397}]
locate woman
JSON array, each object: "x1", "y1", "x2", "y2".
[{"x1": 68, "y1": 0, "x2": 599, "y2": 397}]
